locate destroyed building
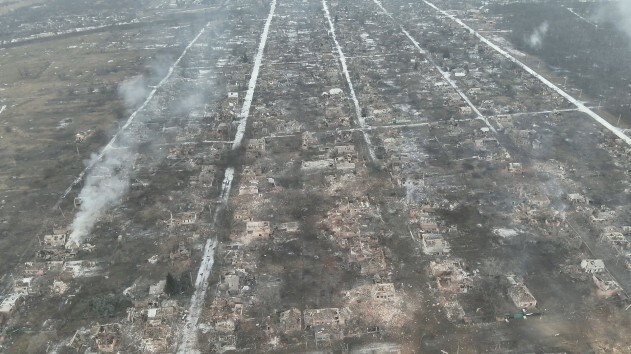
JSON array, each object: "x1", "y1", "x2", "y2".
[
  {"x1": 592, "y1": 273, "x2": 623, "y2": 298},
  {"x1": 507, "y1": 276, "x2": 537, "y2": 309},
  {"x1": 422, "y1": 233, "x2": 451, "y2": 256},
  {"x1": 13, "y1": 278, "x2": 34, "y2": 295},
  {"x1": 280, "y1": 308, "x2": 302, "y2": 333},
  {"x1": 245, "y1": 221, "x2": 272, "y2": 238},
  {"x1": 580, "y1": 259, "x2": 605, "y2": 274},
  {"x1": 430, "y1": 259, "x2": 473, "y2": 293},
  {"x1": 303, "y1": 308, "x2": 344, "y2": 329},
  {"x1": 0, "y1": 293, "x2": 24, "y2": 322},
  {"x1": 91, "y1": 323, "x2": 121, "y2": 353},
  {"x1": 170, "y1": 244, "x2": 191, "y2": 262},
  {"x1": 41, "y1": 232, "x2": 68, "y2": 248},
  {"x1": 142, "y1": 324, "x2": 171, "y2": 352},
  {"x1": 371, "y1": 283, "x2": 396, "y2": 301},
  {"x1": 168, "y1": 212, "x2": 198, "y2": 226}
]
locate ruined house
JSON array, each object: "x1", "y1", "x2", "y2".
[
  {"x1": 91, "y1": 323, "x2": 121, "y2": 353},
  {"x1": 302, "y1": 159, "x2": 335, "y2": 170},
  {"x1": 239, "y1": 184, "x2": 259, "y2": 195},
  {"x1": 567, "y1": 193, "x2": 589, "y2": 204},
  {"x1": 507, "y1": 162, "x2": 523, "y2": 174},
  {"x1": 36, "y1": 248, "x2": 70, "y2": 262},
  {"x1": 409, "y1": 207, "x2": 429, "y2": 222},
  {"x1": 514, "y1": 130, "x2": 531, "y2": 146},
  {"x1": 13, "y1": 278, "x2": 33, "y2": 295},
  {"x1": 220, "y1": 273, "x2": 240, "y2": 296},
  {"x1": 419, "y1": 217, "x2": 439, "y2": 232},
  {"x1": 168, "y1": 212, "x2": 198, "y2": 226},
  {"x1": 246, "y1": 138, "x2": 266, "y2": 152},
  {"x1": 246, "y1": 138, "x2": 266, "y2": 160},
  {"x1": 592, "y1": 273, "x2": 623, "y2": 298},
  {"x1": 142, "y1": 324, "x2": 171, "y2": 352},
  {"x1": 149, "y1": 280, "x2": 166, "y2": 297},
  {"x1": 580, "y1": 259, "x2": 605, "y2": 274},
  {"x1": 41, "y1": 232, "x2": 68, "y2": 248},
  {"x1": 507, "y1": 276, "x2": 537, "y2": 309},
  {"x1": 170, "y1": 244, "x2": 191, "y2": 262},
  {"x1": 0, "y1": 293, "x2": 23, "y2": 320},
  {"x1": 22, "y1": 262, "x2": 45, "y2": 276},
  {"x1": 280, "y1": 308, "x2": 302, "y2": 333},
  {"x1": 246, "y1": 221, "x2": 271, "y2": 238},
  {"x1": 302, "y1": 132, "x2": 318, "y2": 150},
  {"x1": 146, "y1": 300, "x2": 180, "y2": 325},
  {"x1": 441, "y1": 297, "x2": 465, "y2": 322},
  {"x1": 430, "y1": 259, "x2": 473, "y2": 293},
  {"x1": 215, "y1": 319, "x2": 236, "y2": 333},
  {"x1": 336, "y1": 161, "x2": 356, "y2": 171},
  {"x1": 421, "y1": 233, "x2": 451, "y2": 255},
  {"x1": 334, "y1": 145, "x2": 355, "y2": 155},
  {"x1": 336, "y1": 131, "x2": 353, "y2": 144},
  {"x1": 303, "y1": 308, "x2": 344, "y2": 329},
  {"x1": 198, "y1": 165, "x2": 217, "y2": 186},
  {"x1": 600, "y1": 231, "x2": 628, "y2": 251},
  {"x1": 371, "y1": 283, "x2": 396, "y2": 301},
  {"x1": 591, "y1": 210, "x2": 616, "y2": 223},
  {"x1": 241, "y1": 167, "x2": 258, "y2": 183},
  {"x1": 278, "y1": 221, "x2": 300, "y2": 232},
  {"x1": 222, "y1": 243, "x2": 245, "y2": 267}
]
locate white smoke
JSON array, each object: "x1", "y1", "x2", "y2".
[
  {"x1": 65, "y1": 22, "x2": 213, "y2": 248},
  {"x1": 118, "y1": 76, "x2": 149, "y2": 108},
  {"x1": 589, "y1": 1, "x2": 631, "y2": 40},
  {"x1": 66, "y1": 58, "x2": 174, "y2": 248},
  {"x1": 174, "y1": 92, "x2": 205, "y2": 115},
  {"x1": 613, "y1": 0, "x2": 631, "y2": 37},
  {"x1": 526, "y1": 21, "x2": 549, "y2": 50},
  {"x1": 67, "y1": 147, "x2": 134, "y2": 248}
]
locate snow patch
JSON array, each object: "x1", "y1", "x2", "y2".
[
  {"x1": 329, "y1": 88, "x2": 343, "y2": 95},
  {"x1": 493, "y1": 228, "x2": 519, "y2": 239}
]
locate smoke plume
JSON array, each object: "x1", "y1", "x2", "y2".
[
  {"x1": 67, "y1": 146, "x2": 134, "y2": 247},
  {"x1": 606, "y1": 1, "x2": 631, "y2": 38},
  {"x1": 526, "y1": 21, "x2": 549, "y2": 50},
  {"x1": 66, "y1": 55, "x2": 179, "y2": 248},
  {"x1": 589, "y1": 1, "x2": 631, "y2": 40},
  {"x1": 118, "y1": 76, "x2": 149, "y2": 108},
  {"x1": 615, "y1": 1, "x2": 631, "y2": 37}
]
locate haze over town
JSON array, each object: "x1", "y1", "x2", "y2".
[{"x1": 1, "y1": 0, "x2": 631, "y2": 353}]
